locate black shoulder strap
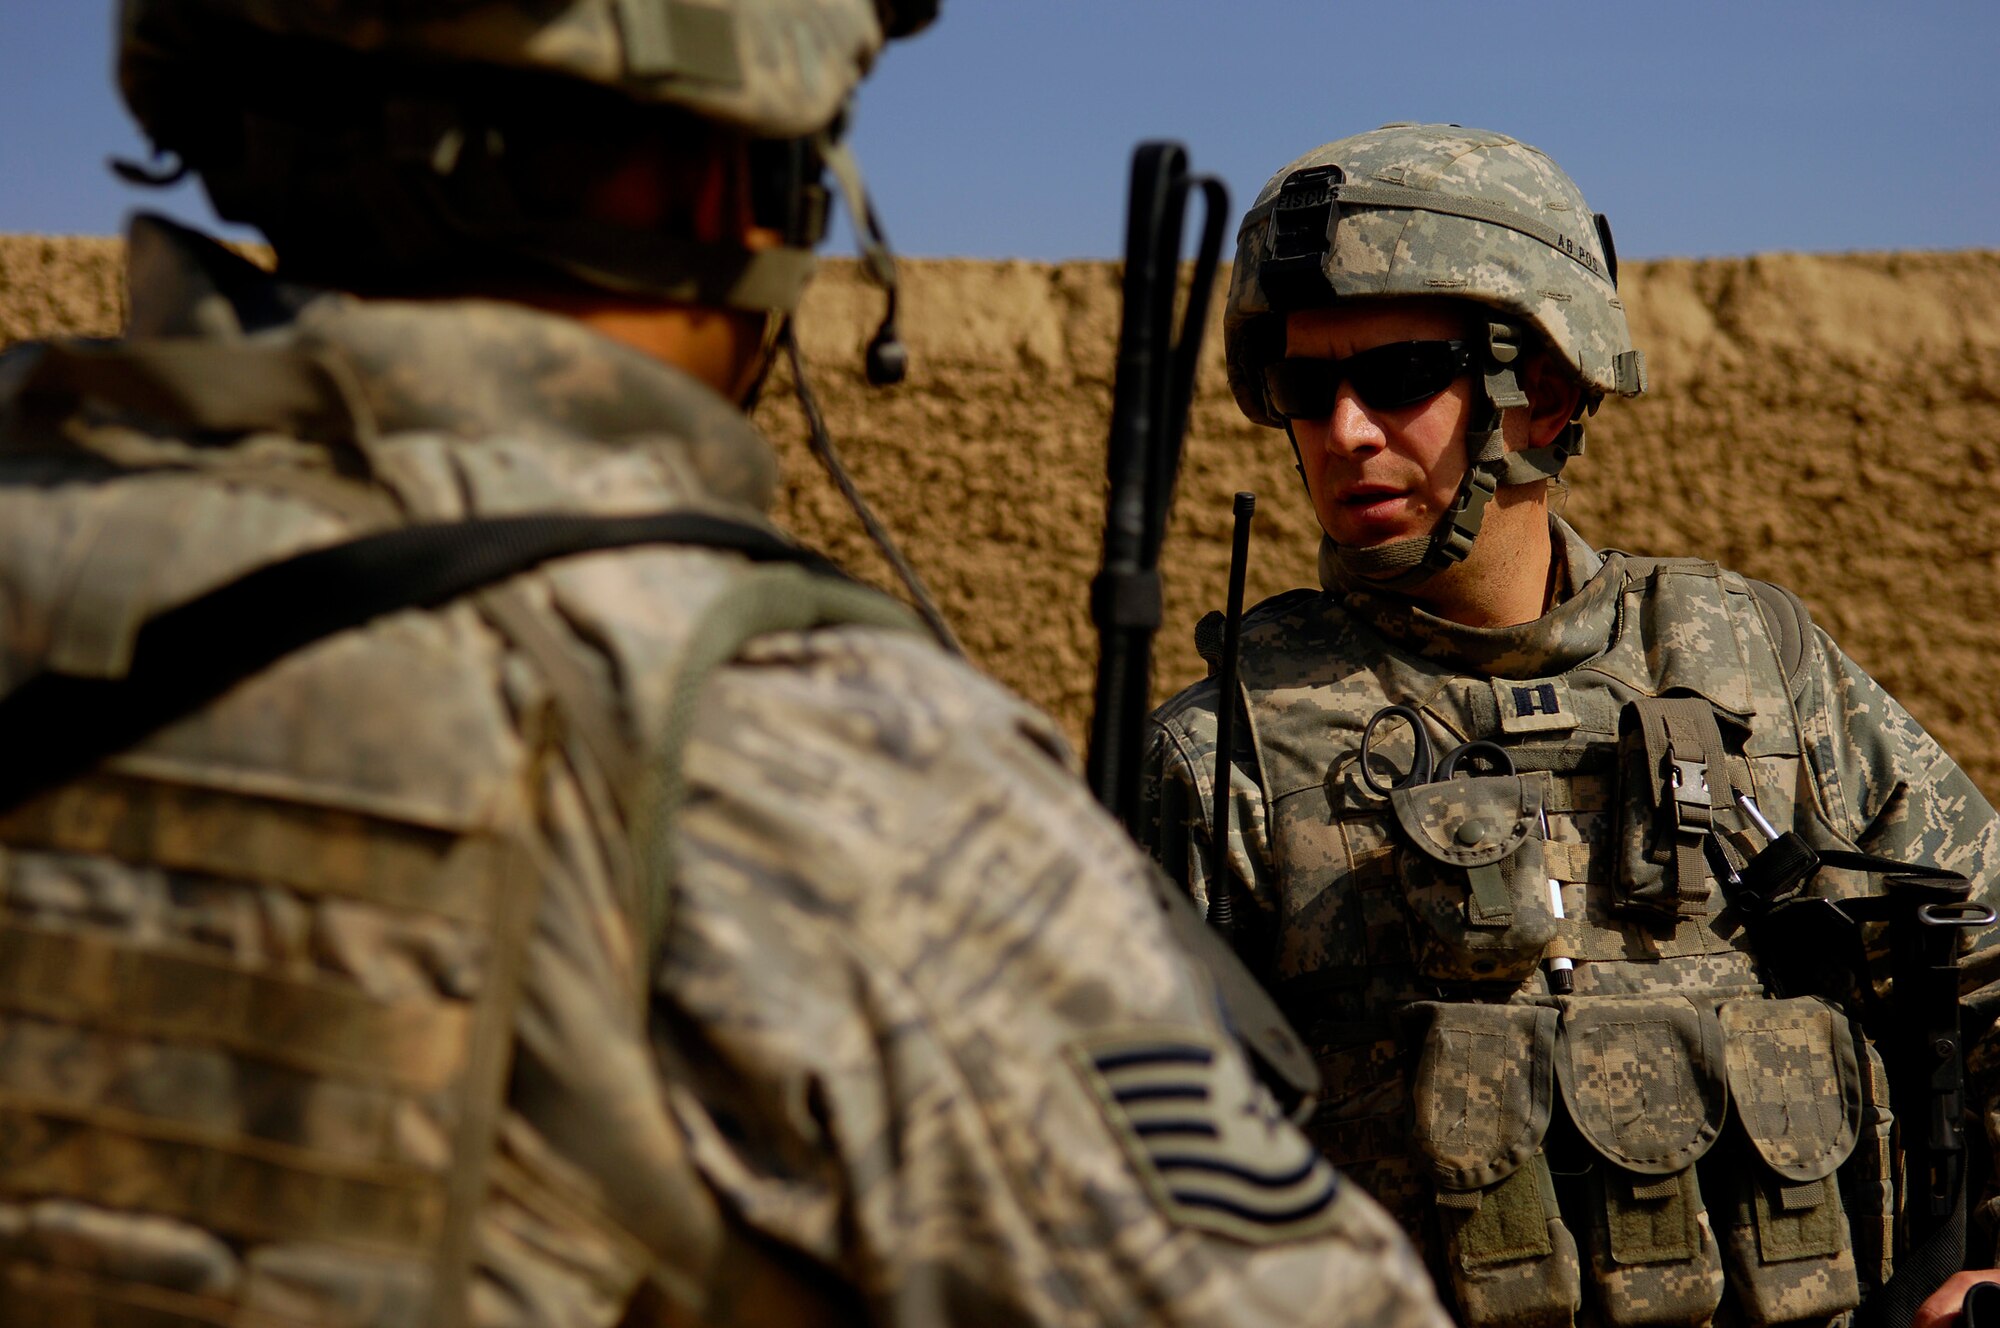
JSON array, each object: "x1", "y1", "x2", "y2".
[
  {"x1": 1746, "y1": 577, "x2": 1814, "y2": 698},
  {"x1": 0, "y1": 510, "x2": 848, "y2": 815}
]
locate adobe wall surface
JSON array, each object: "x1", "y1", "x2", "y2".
[{"x1": 7, "y1": 236, "x2": 2000, "y2": 794}]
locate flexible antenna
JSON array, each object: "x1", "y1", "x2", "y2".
[{"x1": 1205, "y1": 492, "x2": 1255, "y2": 940}]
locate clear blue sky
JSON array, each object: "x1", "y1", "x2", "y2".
[{"x1": 4, "y1": 1, "x2": 1996, "y2": 260}]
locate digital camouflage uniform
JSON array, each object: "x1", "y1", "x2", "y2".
[
  {"x1": 1145, "y1": 124, "x2": 2000, "y2": 1328},
  {"x1": 0, "y1": 215, "x2": 1452, "y2": 1327},
  {"x1": 1146, "y1": 523, "x2": 2000, "y2": 1328}
]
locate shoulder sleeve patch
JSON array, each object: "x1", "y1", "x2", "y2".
[{"x1": 1066, "y1": 1028, "x2": 1347, "y2": 1244}]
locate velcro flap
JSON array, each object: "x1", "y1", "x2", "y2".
[
  {"x1": 1557, "y1": 997, "x2": 1726, "y2": 1175},
  {"x1": 1719, "y1": 997, "x2": 1861, "y2": 1184},
  {"x1": 1606, "y1": 1166, "x2": 1701, "y2": 1266},
  {"x1": 1391, "y1": 774, "x2": 1539, "y2": 868},
  {"x1": 1410, "y1": 1001, "x2": 1558, "y2": 1191},
  {"x1": 1780, "y1": 1178, "x2": 1829, "y2": 1212}
]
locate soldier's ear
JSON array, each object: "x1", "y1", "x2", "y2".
[{"x1": 1519, "y1": 351, "x2": 1585, "y2": 448}]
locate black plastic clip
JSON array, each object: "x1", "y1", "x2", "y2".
[{"x1": 1259, "y1": 164, "x2": 1343, "y2": 312}]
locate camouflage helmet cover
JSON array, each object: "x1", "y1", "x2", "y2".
[
  {"x1": 1225, "y1": 123, "x2": 1646, "y2": 429},
  {"x1": 119, "y1": 0, "x2": 918, "y2": 141}
]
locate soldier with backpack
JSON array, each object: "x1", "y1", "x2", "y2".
[{"x1": 0, "y1": 9, "x2": 1449, "y2": 1325}]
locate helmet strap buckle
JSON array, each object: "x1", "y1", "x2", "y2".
[{"x1": 1435, "y1": 465, "x2": 1499, "y2": 568}]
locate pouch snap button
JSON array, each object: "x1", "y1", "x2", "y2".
[{"x1": 1455, "y1": 820, "x2": 1490, "y2": 847}]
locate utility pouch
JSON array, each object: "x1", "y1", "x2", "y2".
[
  {"x1": 1714, "y1": 997, "x2": 1863, "y2": 1324},
  {"x1": 1614, "y1": 697, "x2": 1743, "y2": 922},
  {"x1": 1559, "y1": 997, "x2": 1728, "y2": 1328},
  {"x1": 1410, "y1": 1002, "x2": 1580, "y2": 1328},
  {"x1": 1391, "y1": 774, "x2": 1556, "y2": 983}
]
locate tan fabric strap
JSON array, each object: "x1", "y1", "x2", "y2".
[
  {"x1": 429, "y1": 838, "x2": 544, "y2": 1328},
  {"x1": 0, "y1": 921, "x2": 469, "y2": 1092},
  {"x1": 637, "y1": 563, "x2": 920, "y2": 975},
  {"x1": 0, "y1": 1104, "x2": 441, "y2": 1251},
  {"x1": 0, "y1": 1014, "x2": 408, "y2": 1170},
  {"x1": 0, "y1": 776, "x2": 478, "y2": 921},
  {"x1": 475, "y1": 589, "x2": 640, "y2": 816}
]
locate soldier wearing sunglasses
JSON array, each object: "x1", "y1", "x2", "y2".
[
  {"x1": 1141, "y1": 124, "x2": 2000, "y2": 1328},
  {"x1": 0, "y1": 8, "x2": 1458, "y2": 1322}
]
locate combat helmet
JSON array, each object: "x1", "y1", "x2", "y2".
[
  {"x1": 116, "y1": 0, "x2": 935, "y2": 340},
  {"x1": 1224, "y1": 123, "x2": 1647, "y2": 586}
]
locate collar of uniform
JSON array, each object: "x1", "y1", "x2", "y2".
[
  {"x1": 1315, "y1": 517, "x2": 1619, "y2": 679},
  {"x1": 1554, "y1": 517, "x2": 1604, "y2": 591},
  {"x1": 120, "y1": 214, "x2": 779, "y2": 513}
]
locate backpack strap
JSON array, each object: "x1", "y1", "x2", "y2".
[
  {"x1": 635, "y1": 563, "x2": 920, "y2": 967},
  {"x1": 0, "y1": 509, "x2": 870, "y2": 815}
]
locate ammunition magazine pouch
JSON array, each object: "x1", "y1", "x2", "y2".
[
  {"x1": 1714, "y1": 998, "x2": 1864, "y2": 1324},
  {"x1": 1391, "y1": 775, "x2": 1557, "y2": 984},
  {"x1": 1412, "y1": 1003, "x2": 1579, "y2": 1328},
  {"x1": 1559, "y1": 997, "x2": 1728, "y2": 1328},
  {"x1": 1413, "y1": 995, "x2": 1869, "y2": 1328}
]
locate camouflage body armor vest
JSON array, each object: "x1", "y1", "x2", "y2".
[
  {"x1": 1238, "y1": 553, "x2": 1895, "y2": 1328},
  {"x1": 0, "y1": 259, "x2": 913, "y2": 1325},
  {"x1": 0, "y1": 495, "x2": 897, "y2": 1325}
]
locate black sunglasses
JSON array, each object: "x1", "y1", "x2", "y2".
[{"x1": 1264, "y1": 340, "x2": 1475, "y2": 418}]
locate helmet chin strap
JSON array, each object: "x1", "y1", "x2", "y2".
[{"x1": 1317, "y1": 320, "x2": 1582, "y2": 592}]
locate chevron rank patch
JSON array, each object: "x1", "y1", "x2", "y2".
[{"x1": 1068, "y1": 1028, "x2": 1346, "y2": 1243}]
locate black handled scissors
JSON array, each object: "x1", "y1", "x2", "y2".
[{"x1": 1360, "y1": 704, "x2": 1515, "y2": 797}]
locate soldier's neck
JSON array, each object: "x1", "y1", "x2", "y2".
[
  {"x1": 1400, "y1": 483, "x2": 1556, "y2": 629},
  {"x1": 513, "y1": 291, "x2": 773, "y2": 399}
]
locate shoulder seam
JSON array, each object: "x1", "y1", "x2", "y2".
[
  {"x1": 1743, "y1": 578, "x2": 1814, "y2": 700},
  {"x1": 1614, "y1": 551, "x2": 1722, "y2": 580}
]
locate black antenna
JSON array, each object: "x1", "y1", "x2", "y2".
[
  {"x1": 1204, "y1": 492, "x2": 1255, "y2": 940},
  {"x1": 1086, "y1": 142, "x2": 1229, "y2": 832}
]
